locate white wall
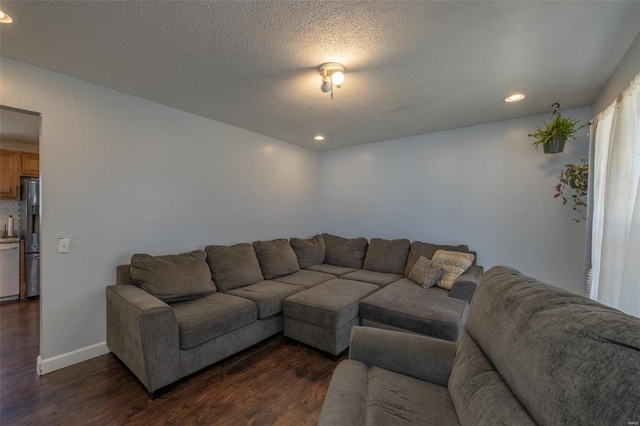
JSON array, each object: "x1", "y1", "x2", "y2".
[
  {"x1": 0, "y1": 58, "x2": 319, "y2": 372},
  {"x1": 592, "y1": 32, "x2": 640, "y2": 115},
  {"x1": 319, "y1": 107, "x2": 591, "y2": 295}
]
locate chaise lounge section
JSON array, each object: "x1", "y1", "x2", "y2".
[
  {"x1": 285, "y1": 236, "x2": 483, "y2": 352},
  {"x1": 359, "y1": 241, "x2": 482, "y2": 341}
]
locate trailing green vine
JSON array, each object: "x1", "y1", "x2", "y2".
[{"x1": 555, "y1": 160, "x2": 588, "y2": 222}]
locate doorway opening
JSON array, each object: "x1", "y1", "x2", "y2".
[{"x1": 0, "y1": 105, "x2": 42, "y2": 376}]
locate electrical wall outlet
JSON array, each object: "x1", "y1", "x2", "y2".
[{"x1": 57, "y1": 238, "x2": 70, "y2": 253}]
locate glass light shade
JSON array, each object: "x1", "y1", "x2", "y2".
[
  {"x1": 0, "y1": 10, "x2": 13, "y2": 23},
  {"x1": 504, "y1": 93, "x2": 525, "y2": 103},
  {"x1": 331, "y1": 71, "x2": 345, "y2": 87}
]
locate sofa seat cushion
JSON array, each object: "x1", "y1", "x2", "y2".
[
  {"x1": 227, "y1": 280, "x2": 304, "y2": 319},
  {"x1": 322, "y1": 233, "x2": 369, "y2": 269},
  {"x1": 319, "y1": 359, "x2": 460, "y2": 426},
  {"x1": 305, "y1": 263, "x2": 356, "y2": 276},
  {"x1": 340, "y1": 269, "x2": 404, "y2": 287},
  {"x1": 363, "y1": 238, "x2": 410, "y2": 275},
  {"x1": 252, "y1": 238, "x2": 300, "y2": 279},
  {"x1": 284, "y1": 279, "x2": 379, "y2": 329},
  {"x1": 360, "y1": 279, "x2": 468, "y2": 342},
  {"x1": 171, "y1": 292, "x2": 257, "y2": 349},
  {"x1": 366, "y1": 366, "x2": 460, "y2": 426},
  {"x1": 271, "y1": 269, "x2": 335, "y2": 289}
]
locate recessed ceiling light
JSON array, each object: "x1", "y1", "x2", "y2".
[
  {"x1": 0, "y1": 10, "x2": 13, "y2": 24},
  {"x1": 504, "y1": 93, "x2": 525, "y2": 103},
  {"x1": 313, "y1": 135, "x2": 325, "y2": 141}
]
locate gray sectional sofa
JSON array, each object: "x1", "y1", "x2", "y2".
[
  {"x1": 318, "y1": 266, "x2": 640, "y2": 425},
  {"x1": 106, "y1": 234, "x2": 482, "y2": 395}
]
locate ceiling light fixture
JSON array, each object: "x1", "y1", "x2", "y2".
[
  {"x1": 319, "y1": 62, "x2": 345, "y2": 100},
  {"x1": 504, "y1": 93, "x2": 525, "y2": 103},
  {"x1": 313, "y1": 135, "x2": 325, "y2": 141},
  {"x1": 0, "y1": 9, "x2": 13, "y2": 24}
]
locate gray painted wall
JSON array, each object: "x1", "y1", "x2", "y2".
[
  {"x1": 0, "y1": 58, "x2": 319, "y2": 371},
  {"x1": 319, "y1": 107, "x2": 591, "y2": 295},
  {"x1": 592, "y1": 32, "x2": 640, "y2": 115}
]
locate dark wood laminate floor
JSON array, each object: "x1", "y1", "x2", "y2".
[{"x1": 0, "y1": 300, "x2": 344, "y2": 425}]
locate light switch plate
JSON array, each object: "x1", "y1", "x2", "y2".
[{"x1": 57, "y1": 238, "x2": 70, "y2": 253}]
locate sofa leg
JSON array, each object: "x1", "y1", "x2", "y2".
[
  {"x1": 325, "y1": 348, "x2": 347, "y2": 362},
  {"x1": 284, "y1": 336, "x2": 300, "y2": 346},
  {"x1": 147, "y1": 383, "x2": 175, "y2": 400}
]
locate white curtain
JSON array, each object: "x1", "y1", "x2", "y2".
[{"x1": 589, "y1": 73, "x2": 640, "y2": 317}]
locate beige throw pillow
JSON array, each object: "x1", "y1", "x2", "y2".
[
  {"x1": 432, "y1": 250, "x2": 475, "y2": 290},
  {"x1": 408, "y1": 256, "x2": 445, "y2": 289},
  {"x1": 404, "y1": 241, "x2": 470, "y2": 276}
]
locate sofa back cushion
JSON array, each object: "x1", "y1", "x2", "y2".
[
  {"x1": 322, "y1": 233, "x2": 369, "y2": 269},
  {"x1": 404, "y1": 241, "x2": 471, "y2": 276},
  {"x1": 253, "y1": 238, "x2": 300, "y2": 279},
  {"x1": 449, "y1": 329, "x2": 536, "y2": 426},
  {"x1": 461, "y1": 266, "x2": 640, "y2": 425},
  {"x1": 290, "y1": 235, "x2": 325, "y2": 268},
  {"x1": 205, "y1": 243, "x2": 264, "y2": 292},
  {"x1": 130, "y1": 250, "x2": 216, "y2": 302},
  {"x1": 363, "y1": 238, "x2": 410, "y2": 275}
]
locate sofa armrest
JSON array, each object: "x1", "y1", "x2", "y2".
[
  {"x1": 449, "y1": 265, "x2": 484, "y2": 303},
  {"x1": 348, "y1": 326, "x2": 456, "y2": 386},
  {"x1": 106, "y1": 285, "x2": 180, "y2": 394}
]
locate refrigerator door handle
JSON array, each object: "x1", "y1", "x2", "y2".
[
  {"x1": 0, "y1": 245, "x2": 19, "y2": 250},
  {"x1": 35, "y1": 255, "x2": 40, "y2": 260}
]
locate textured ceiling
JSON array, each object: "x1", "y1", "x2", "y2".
[{"x1": 0, "y1": 1, "x2": 638, "y2": 151}]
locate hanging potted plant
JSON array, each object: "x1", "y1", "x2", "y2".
[
  {"x1": 529, "y1": 103, "x2": 586, "y2": 154},
  {"x1": 554, "y1": 160, "x2": 588, "y2": 222}
]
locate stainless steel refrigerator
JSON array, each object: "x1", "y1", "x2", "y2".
[{"x1": 21, "y1": 178, "x2": 40, "y2": 299}]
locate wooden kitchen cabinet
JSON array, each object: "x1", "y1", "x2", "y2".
[
  {"x1": 20, "y1": 152, "x2": 39, "y2": 177},
  {"x1": 0, "y1": 150, "x2": 39, "y2": 199},
  {"x1": 0, "y1": 149, "x2": 20, "y2": 199}
]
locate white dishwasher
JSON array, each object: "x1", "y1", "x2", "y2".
[{"x1": 0, "y1": 242, "x2": 20, "y2": 301}]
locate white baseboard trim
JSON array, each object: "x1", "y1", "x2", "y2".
[{"x1": 37, "y1": 341, "x2": 109, "y2": 375}]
